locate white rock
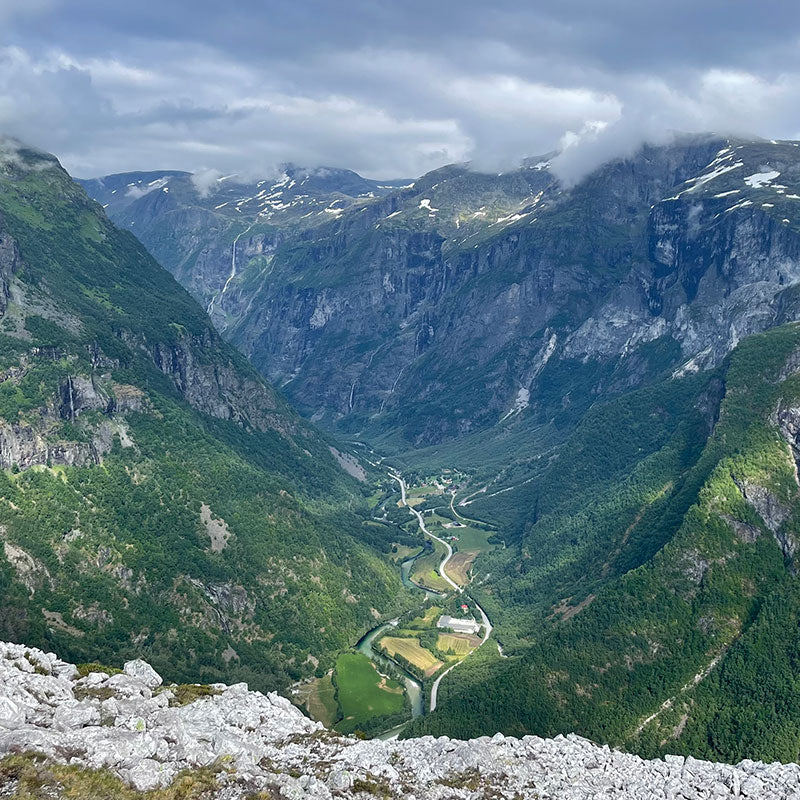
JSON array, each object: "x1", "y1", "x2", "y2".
[
  {"x1": 0, "y1": 696, "x2": 26, "y2": 728},
  {"x1": 123, "y1": 659, "x2": 163, "y2": 689},
  {"x1": 52, "y1": 700, "x2": 100, "y2": 730},
  {"x1": 106, "y1": 673, "x2": 152, "y2": 698},
  {"x1": 78, "y1": 671, "x2": 109, "y2": 687},
  {"x1": 0, "y1": 639, "x2": 799, "y2": 799}
]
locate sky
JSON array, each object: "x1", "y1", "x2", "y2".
[{"x1": 2, "y1": 0, "x2": 800, "y2": 182}]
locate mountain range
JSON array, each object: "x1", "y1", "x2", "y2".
[
  {"x1": 2, "y1": 132, "x2": 800, "y2": 765},
  {"x1": 79, "y1": 135, "x2": 800, "y2": 455}
]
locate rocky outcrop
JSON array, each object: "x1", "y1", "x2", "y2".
[
  {"x1": 2, "y1": 641, "x2": 800, "y2": 798},
  {"x1": 734, "y1": 478, "x2": 798, "y2": 563},
  {"x1": 0, "y1": 417, "x2": 118, "y2": 471},
  {"x1": 0, "y1": 369, "x2": 138, "y2": 471},
  {"x1": 146, "y1": 332, "x2": 291, "y2": 434},
  {"x1": 58, "y1": 375, "x2": 113, "y2": 420},
  {"x1": 0, "y1": 230, "x2": 20, "y2": 317}
]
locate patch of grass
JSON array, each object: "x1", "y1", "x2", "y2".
[
  {"x1": 159, "y1": 684, "x2": 223, "y2": 707},
  {"x1": 0, "y1": 752, "x2": 225, "y2": 799},
  {"x1": 73, "y1": 686, "x2": 116, "y2": 701},
  {"x1": 407, "y1": 605, "x2": 442, "y2": 629},
  {"x1": 332, "y1": 653, "x2": 406, "y2": 735},
  {"x1": 76, "y1": 661, "x2": 123, "y2": 678},
  {"x1": 351, "y1": 776, "x2": 393, "y2": 798}
]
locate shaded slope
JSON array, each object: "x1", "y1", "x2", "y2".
[{"x1": 0, "y1": 140, "x2": 412, "y2": 692}]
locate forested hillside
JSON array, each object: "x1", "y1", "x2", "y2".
[
  {"x1": 0, "y1": 140, "x2": 413, "y2": 692},
  {"x1": 407, "y1": 322, "x2": 800, "y2": 764}
]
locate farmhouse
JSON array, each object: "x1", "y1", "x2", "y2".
[{"x1": 437, "y1": 614, "x2": 481, "y2": 635}]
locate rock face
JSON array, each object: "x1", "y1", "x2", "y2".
[
  {"x1": 84, "y1": 136, "x2": 800, "y2": 446},
  {"x1": 2, "y1": 642, "x2": 800, "y2": 799}
]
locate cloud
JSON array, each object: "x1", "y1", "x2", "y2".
[
  {"x1": 550, "y1": 69, "x2": 800, "y2": 185},
  {"x1": 2, "y1": 1, "x2": 800, "y2": 180},
  {"x1": 190, "y1": 168, "x2": 223, "y2": 197},
  {"x1": 0, "y1": 0, "x2": 52, "y2": 25}
]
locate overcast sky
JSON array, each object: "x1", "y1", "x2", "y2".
[{"x1": 3, "y1": 0, "x2": 800, "y2": 181}]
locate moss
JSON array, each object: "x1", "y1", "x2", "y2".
[
  {"x1": 0, "y1": 752, "x2": 227, "y2": 799},
  {"x1": 76, "y1": 662, "x2": 123, "y2": 678},
  {"x1": 73, "y1": 686, "x2": 116, "y2": 701},
  {"x1": 438, "y1": 768, "x2": 481, "y2": 790},
  {"x1": 157, "y1": 684, "x2": 223, "y2": 707},
  {"x1": 351, "y1": 776, "x2": 393, "y2": 798}
]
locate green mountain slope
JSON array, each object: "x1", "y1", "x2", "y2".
[
  {"x1": 0, "y1": 140, "x2": 413, "y2": 692},
  {"x1": 407, "y1": 322, "x2": 800, "y2": 763}
]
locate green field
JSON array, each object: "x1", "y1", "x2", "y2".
[
  {"x1": 447, "y1": 524, "x2": 493, "y2": 552},
  {"x1": 425, "y1": 512, "x2": 455, "y2": 529},
  {"x1": 408, "y1": 483, "x2": 442, "y2": 497},
  {"x1": 408, "y1": 605, "x2": 442, "y2": 629},
  {"x1": 409, "y1": 539, "x2": 451, "y2": 592},
  {"x1": 333, "y1": 653, "x2": 405, "y2": 734}
]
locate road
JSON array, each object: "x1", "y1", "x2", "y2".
[
  {"x1": 389, "y1": 470, "x2": 494, "y2": 712},
  {"x1": 391, "y1": 472, "x2": 460, "y2": 593}
]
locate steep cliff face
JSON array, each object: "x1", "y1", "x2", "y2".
[
  {"x1": 87, "y1": 136, "x2": 800, "y2": 448},
  {"x1": 565, "y1": 141, "x2": 800, "y2": 372},
  {"x1": 0, "y1": 140, "x2": 412, "y2": 693},
  {"x1": 220, "y1": 137, "x2": 730, "y2": 440}
]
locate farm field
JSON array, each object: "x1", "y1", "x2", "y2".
[
  {"x1": 333, "y1": 653, "x2": 405, "y2": 734},
  {"x1": 448, "y1": 551, "x2": 478, "y2": 586},
  {"x1": 442, "y1": 524, "x2": 495, "y2": 585},
  {"x1": 379, "y1": 636, "x2": 444, "y2": 677},
  {"x1": 408, "y1": 483, "x2": 442, "y2": 498},
  {"x1": 409, "y1": 539, "x2": 451, "y2": 592},
  {"x1": 447, "y1": 524, "x2": 493, "y2": 551},
  {"x1": 294, "y1": 672, "x2": 338, "y2": 727},
  {"x1": 438, "y1": 633, "x2": 481, "y2": 656}
]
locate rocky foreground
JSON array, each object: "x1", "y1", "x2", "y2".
[{"x1": 1, "y1": 643, "x2": 799, "y2": 799}]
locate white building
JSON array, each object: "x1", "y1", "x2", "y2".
[{"x1": 437, "y1": 615, "x2": 481, "y2": 635}]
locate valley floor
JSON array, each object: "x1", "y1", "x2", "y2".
[{"x1": 293, "y1": 463, "x2": 502, "y2": 738}]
